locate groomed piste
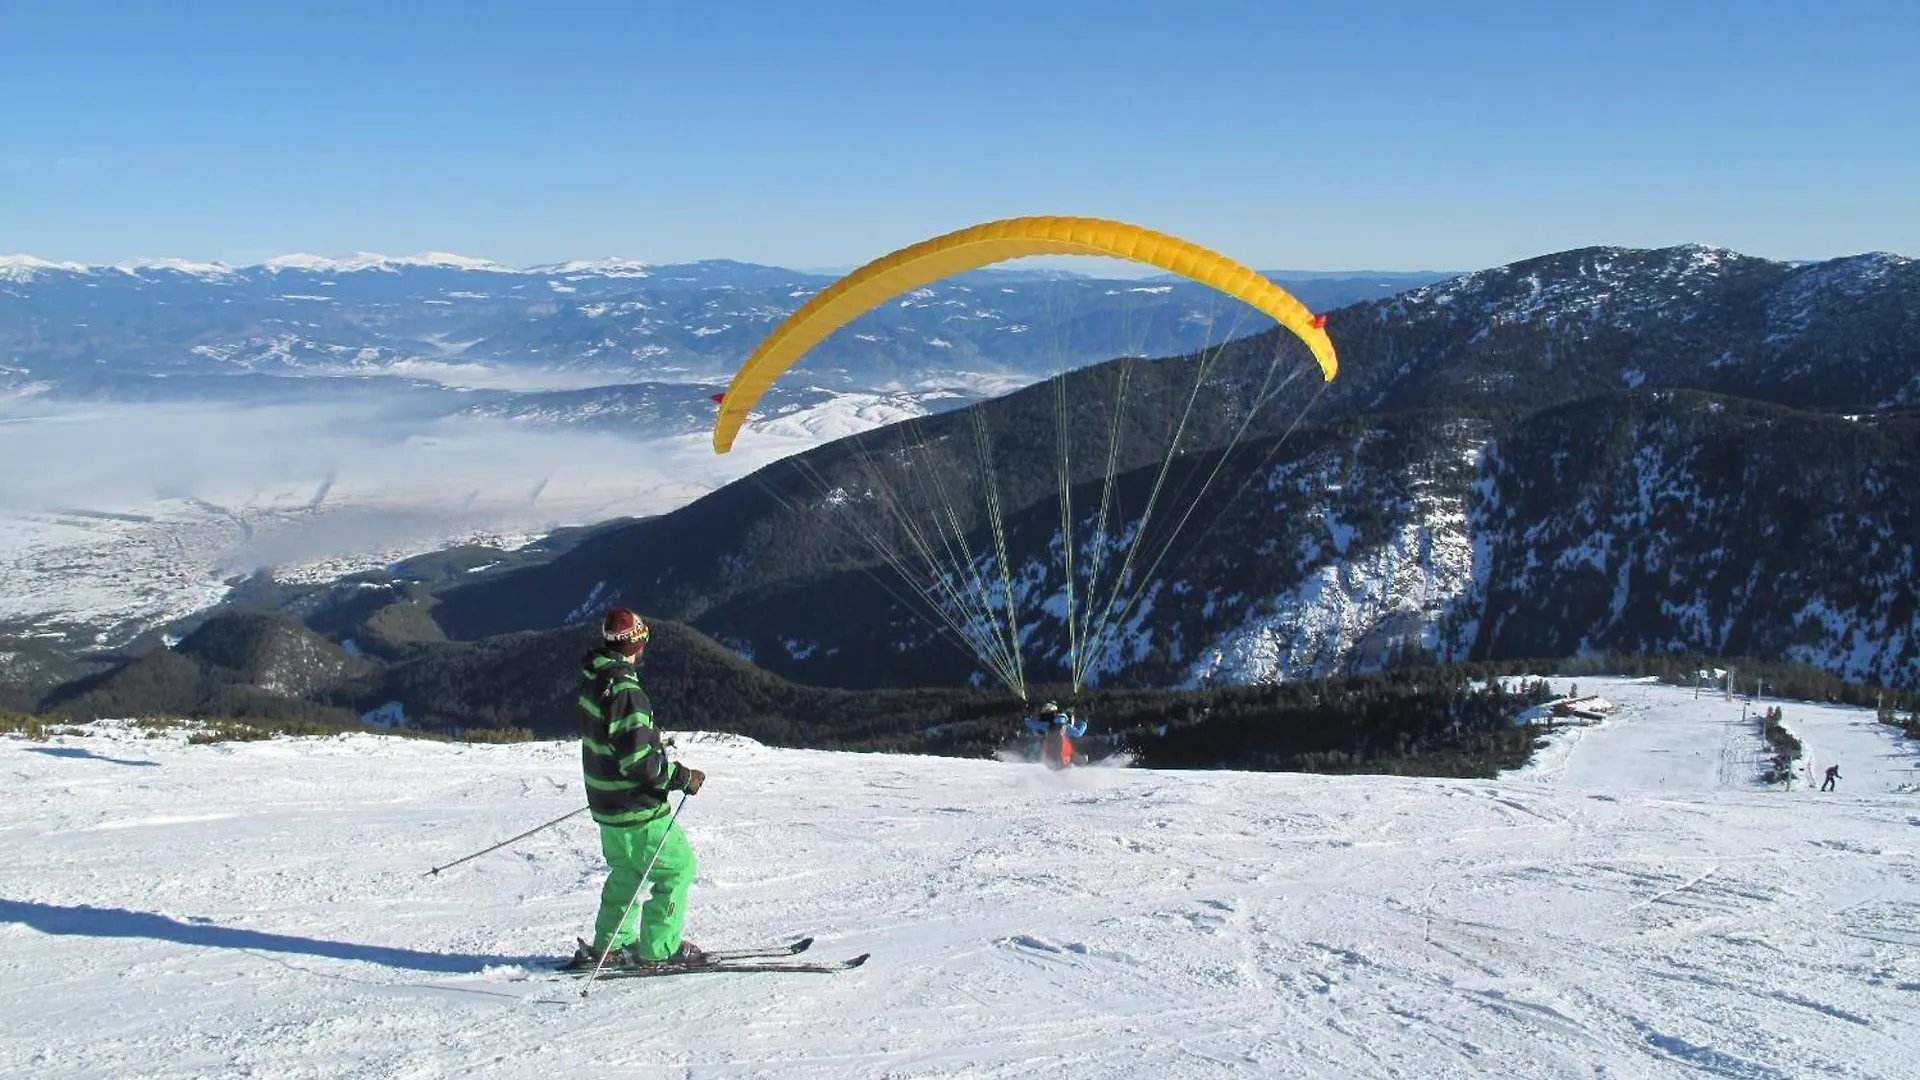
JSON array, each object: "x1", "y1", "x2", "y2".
[{"x1": 2, "y1": 676, "x2": 1916, "y2": 1078}]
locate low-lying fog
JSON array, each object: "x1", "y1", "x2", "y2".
[{"x1": 0, "y1": 378, "x2": 941, "y2": 643}]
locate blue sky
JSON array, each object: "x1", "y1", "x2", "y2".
[{"x1": 3, "y1": 0, "x2": 1914, "y2": 271}]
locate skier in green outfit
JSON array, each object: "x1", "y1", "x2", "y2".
[{"x1": 563, "y1": 607, "x2": 708, "y2": 971}]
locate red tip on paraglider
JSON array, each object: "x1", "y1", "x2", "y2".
[
  {"x1": 710, "y1": 393, "x2": 726, "y2": 404},
  {"x1": 1311, "y1": 314, "x2": 1327, "y2": 330}
]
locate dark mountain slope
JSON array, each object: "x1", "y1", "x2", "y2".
[
  {"x1": 46, "y1": 611, "x2": 370, "y2": 723},
  {"x1": 428, "y1": 339, "x2": 1330, "y2": 640},
  {"x1": 328, "y1": 619, "x2": 1003, "y2": 747},
  {"x1": 668, "y1": 406, "x2": 1492, "y2": 690},
  {"x1": 412, "y1": 244, "x2": 1920, "y2": 690},
  {"x1": 1455, "y1": 393, "x2": 1920, "y2": 685}
]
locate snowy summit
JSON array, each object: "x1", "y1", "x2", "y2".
[
  {"x1": 0, "y1": 254, "x2": 91, "y2": 281},
  {"x1": 111, "y1": 258, "x2": 236, "y2": 277},
  {"x1": 261, "y1": 252, "x2": 512, "y2": 274},
  {"x1": 531, "y1": 258, "x2": 653, "y2": 277}
]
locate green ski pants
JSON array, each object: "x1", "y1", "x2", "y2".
[{"x1": 593, "y1": 814, "x2": 696, "y2": 959}]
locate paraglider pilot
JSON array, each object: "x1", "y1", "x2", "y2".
[{"x1": 1025, "y1": 701, "x2": 1088, "y2": 770}]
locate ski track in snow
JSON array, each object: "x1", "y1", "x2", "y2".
[{"x1": 2, "y1": 678, "x2": 1917, "y2": 1079}]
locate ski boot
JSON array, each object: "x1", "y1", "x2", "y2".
[
  {"x1": 634, "y1": 941, "x2": 708, "y2": 968},
  {"x1": 559, "y1": 937, "x2": 641, "y2": 972}
]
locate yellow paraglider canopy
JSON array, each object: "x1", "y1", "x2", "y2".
[{"x1": 711, "y1": 215, "x2": 1338, "y2": 453}]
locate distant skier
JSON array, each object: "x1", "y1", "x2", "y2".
[
  {"x1": 1025, "y1": 701, "x2": 1088, "y2": 770},
  {"x1": 1821, "y1": 764, "x2": 1840, "y2": 792},
  {"x1": 563, "y1": 608, "x2": 708, "y2": 972}
]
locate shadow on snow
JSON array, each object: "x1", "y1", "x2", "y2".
[
  {"x1": 26, "y1": 746, "x2": 161, "y2": 767},
  {"x1": 0, "y1": 899, "x2": 543, "y2": 973}
]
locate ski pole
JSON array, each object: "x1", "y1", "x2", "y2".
[
  {"x1": 581, "y1": 791, "x2": 688, "y2": 997},
  {"x1": 425, "y1": 805, "x2": 590, "y2": 877}
]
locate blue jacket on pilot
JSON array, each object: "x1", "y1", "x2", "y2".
[{"x1": 1024, "y1": 702, "x2": 1086, "y2": 737}]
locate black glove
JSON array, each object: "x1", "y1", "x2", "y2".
[{"x1": 680, "y1": 766, "x2": 705, "y2": 795}]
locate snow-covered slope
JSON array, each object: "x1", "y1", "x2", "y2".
[
  {"x1": 1186, "y1": 446, "x2": 1482, "y2": 685},
  {"x1": 3, "y1": 677, "x2": 1914, "y2": 1078}
]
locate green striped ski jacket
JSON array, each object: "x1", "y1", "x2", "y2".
[{"x1": 578, "y1": 648, "x2": 688, "y2": 826}]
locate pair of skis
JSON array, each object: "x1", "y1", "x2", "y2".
[{"x1": 557, "y1": 936, "x2": 869, "y2": 979}]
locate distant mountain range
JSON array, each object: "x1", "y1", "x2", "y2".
[{"x1": 0, "y1": 251, "x2": 1453, "y2": 408}]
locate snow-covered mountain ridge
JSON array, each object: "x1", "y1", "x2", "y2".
[
  {"x1": 1321, "y1": 244, "x2": 1920, "y2": 415},
  {"x1": 2, "y1": 250, "x2": 558, "y2": 280}
]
